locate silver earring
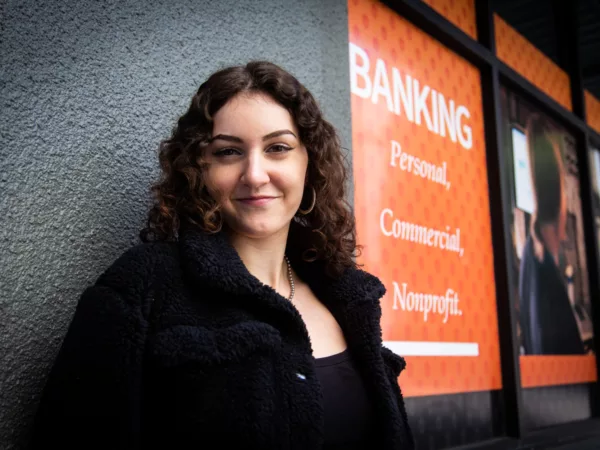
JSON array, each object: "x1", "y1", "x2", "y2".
[{"x1": 298, "y1": 187, "x2": 316, "y2": 215}]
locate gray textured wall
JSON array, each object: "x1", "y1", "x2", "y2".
[{"x1": 0, "y1": 0, "x2": 352, "y2": 447}]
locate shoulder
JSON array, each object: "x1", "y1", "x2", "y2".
[
  {"x1": 519, "y1": 235, "x2": 536, "y2": 271},
  {"x1": 94, "y1": 240, "x2": 179, "y2": 296},
  {"x1": 67, "y1": 242, "x2": 180, "y2": 338},
  {"x1": 344, "y1": 266, "x2": 386, "y2": 300},
  {"x1": 381, "y1": 345, "x2": 407, "y2": 376}
]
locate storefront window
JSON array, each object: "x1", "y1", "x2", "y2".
[{"x1": 500, "y1": 86, "x2": 597, "y2": 429}]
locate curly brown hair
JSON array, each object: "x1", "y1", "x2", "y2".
[{"x1": 140, "y1": 61, "x2": 359, "y2": 277}]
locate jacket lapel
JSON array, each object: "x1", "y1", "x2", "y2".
[
  {"x1": 293, "y1": 257, "x2": 407, "y2": 449},
  {"x1": 178, "y1": 222, "x2": 407, "y2": 448}
]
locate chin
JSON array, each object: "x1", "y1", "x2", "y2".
[{"x1": 229, "y1": 220, "x2": 290, "y2": 240}]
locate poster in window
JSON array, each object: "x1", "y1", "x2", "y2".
[
  {"x1": 348, "y1": 0, "x2": 502, "y2": 396},
  {"x1": 500, "y1": 87, "x2": 597, "y2": 387}
]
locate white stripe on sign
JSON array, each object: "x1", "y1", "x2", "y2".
[{"x1": 382, "y1": 341, "x2": 479, "y2": 357}]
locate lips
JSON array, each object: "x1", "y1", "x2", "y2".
[{"x1": 235, "y1": 196, "x2": 277, "y2": 206}]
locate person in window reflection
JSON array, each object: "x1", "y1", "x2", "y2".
[
  {"x1": 29, "y1": 62, "x2": 414, "y2": 450},
  {"x1": 518, "y1": 116, "x2": 585, "y2": 355}
]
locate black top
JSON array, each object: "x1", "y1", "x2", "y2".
[
  {"x1": 519, "y1": 235, "x2": 584, "y2": 354},
  {"x1": 314, "y1": 348, "x2": 375, "y2": 449}
]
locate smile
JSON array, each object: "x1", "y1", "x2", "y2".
[{"x1": 235, "y1": 196, "x2": 278, "y2": 206}]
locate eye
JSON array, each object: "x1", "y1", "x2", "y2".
[
  {"x1": 213, "y1": 148, "x2": 242, "y2": 157},
  {"x1": 267, "y1": 144, "x2": 293, "y2": 153}
]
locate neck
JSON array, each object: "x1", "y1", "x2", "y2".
[
  {"x1": 539, "y1": 223, "x2": 560, "y2": 265},
  {"x1": 228, "y1": 226, "x2": 291, "y2": 297}
]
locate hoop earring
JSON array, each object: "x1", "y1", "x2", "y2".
[{"x1": 298, "y1": 187, "x2": 316, "y2": 215}]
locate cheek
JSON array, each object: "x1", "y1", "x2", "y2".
[
  {"x1": 282, "y1": 168, "x2": 307, "y2": 197},
  {"x1": 204, "y1": 166, "x2": 236, "y2": 199},
  {"x1": 291, "y1": 152, "x2": 309, "y2": 188}
]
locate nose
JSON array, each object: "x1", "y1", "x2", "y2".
[{"x1": 240, "y1": 151, "x2": 270, "y2": 187}]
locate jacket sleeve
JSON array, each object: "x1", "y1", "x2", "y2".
[
  {"x1": 29, "y1": 245, "x2": 153, "y2": 450},
  {"x1": 381, "y1": 346, "x2": 415, "y2": 449}
]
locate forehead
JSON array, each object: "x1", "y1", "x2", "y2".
[{"x1": 212, "y1": 93, "x2": 298, "y2": 136}]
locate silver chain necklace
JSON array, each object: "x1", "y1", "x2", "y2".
[{"x1": 284, "y1": 255, "x2": 295, "y2": 301}]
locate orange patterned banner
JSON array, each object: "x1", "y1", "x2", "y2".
[
  {"x1": 348, "y1": 0, "x2": 502, "y2": 397},
  {"x1": 494, "y1": 14, "x2": 572, "y2": 111},
  {"x1": 585, "y1": 90, "x2": 600, "y2": 135},
  {"x1": 422, "y1": 0, "x2": 477, "y2": 39},
  {"x1": 520, "y1": 355, "x2": 597, "y2": 388}
]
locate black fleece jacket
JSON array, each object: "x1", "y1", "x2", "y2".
[{"x1": 30, "y1": 222, "x2": 414, "y2": 449}]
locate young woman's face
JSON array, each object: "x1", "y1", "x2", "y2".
[{"x1": 203, "y1": 92, "x2": 309, "y2": 240}]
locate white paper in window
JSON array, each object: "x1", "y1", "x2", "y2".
[{"x1": 512, "y1": 127, "x2": 535, "y2": 214}]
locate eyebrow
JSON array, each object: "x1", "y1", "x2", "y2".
[{"x1": 209, "y1": 129, "x2": 297, "y2": 143}]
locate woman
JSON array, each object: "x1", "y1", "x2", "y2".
[
  {"x1": 30, "y1": 61, "x2": 414, "y2": 449},
  {"x1": 518, "y1": 116, "x2": 584, "y2": 355}
]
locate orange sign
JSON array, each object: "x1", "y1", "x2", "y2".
[
  {"x1": 520, "y1": 356, "x2": 597, "y2": 388},
  {"x1": 349, "y1": 0, "x2": 502, "y2": 397},
  {"x1": 422, "y1": 0, "x2": 477, "y2": 39},
  {"x1": 494, "y1": 15, "x2": 572, "y2": 111},
  {"x1": 585, "y1": 90, "x2": 600, "y2": 135}
]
